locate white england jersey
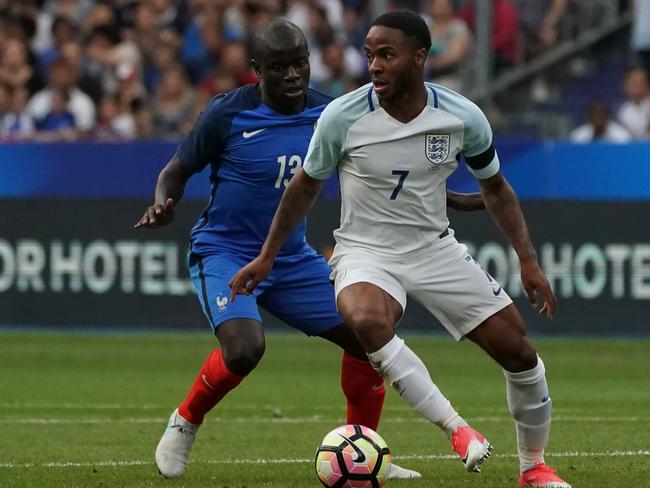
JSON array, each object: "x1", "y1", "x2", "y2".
[{"x1": 303, "y1": 82, "x2": 500, "y2": 256}]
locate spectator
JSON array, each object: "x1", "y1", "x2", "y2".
[
  {"x1": 84, "y1": 24, "x2": 143, "y2": 99},
  {"x1": 92, "y1": 94, "x2": 136, "y2": 141},
  {"x1": 59, "y1": 40, "x2": 103, "y2": 103},
  {"x1": 146, "y1": 31, "x2": 182, "y2": 92},
  {"x1": 180, "y1": 0, "x2": 225, "y2": 83},
  {"x1": 342, "y1": 3, "x2": 368, "y2": 51},
  {"x1": 150, "y1": 64, "x2": 194, "y2": 139},
  {"x1": 425, "y1": 0, "x2": 472, "y2": 92},
  {"x1": 0, "y1": 84, "x2": 35, "y2": 141},
  {"x1": 83, "y1": 24, "x2": 121, "y2": 97},
  {"x1": 570, "y1": 100, "x2": 632, "y2": 143},
  {"x1": 26, "y1": 57, "x2": 96, "y2": 136},
  {"x1": 34, "y1": 88, "x2": 76, "y2": 137},
  {"x1": 313, "y1": 40, "x2": 355, "y2": 97},
  {"x1": 632, "y1": 0, "x2": 650, "y2": 76},
  {"x1": 130, "y1": 1, "x2": 160, "y2": 73},
  {"x1": 214, "y1": 42, "x2": 259, "y2": 87},
  {"x1": 0, "y1": 37, "x2": 43, "y2": 95},
  {"x1": 131, "y1": 97, "x2": 153, "y2": 139},
  {"x1": 512, "y1": 0, "x2": 567, "y2": 59},
  {"x1": 37, "y1": 15, "x2": 79, "y2": 74},
  {"x1": 198, "y1": 70, "x2": 238, "y2": 99},
  {"x1": 81, "y1": 3, "x2": 117, "y2": 36},
  {"x1": 33, "y1": 0, "x2": 93, "y2": 54},
  {"x1": 617, "y1": 66, "x2": 650, "y2": 140},
  {"x1": 458, "y1": 0, "x2": 519, "y2": 72}
]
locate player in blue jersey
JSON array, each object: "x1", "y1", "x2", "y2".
[{"x1": 136, "y1": 19, "x2": 483, "y2": 480}]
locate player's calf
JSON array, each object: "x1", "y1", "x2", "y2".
[{"x1": 155, "y1": 409, "x2": 200, "y2": 479}]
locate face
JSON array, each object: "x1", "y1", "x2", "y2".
[
  {"x1": 253, "y1": 40, "x2": 310, "y2": 110},
  {"x1": 429, "y1": 0, "x2": 453, "y2": 18},
  {"x1": 624, "y1": 69, "x2": 649, "y2": 101},
  {"x1": 161, "y1": 69, "x2": 186, "y2": 97},
  {"x1": 2, "y1": 39, "x2": 27, "y2": 68},
  {"x1": 589, "y1": 103, "x2": 610, "y2": 131},
  {"x1": 364, "y1": 25, "x2": 426, "y2": 102},
  {"x1": 49, "y1": 64, "x2": 74, "y2": 90},
  {"x1": 99, "y1": 97, "x2": 118, "y2": 121}
]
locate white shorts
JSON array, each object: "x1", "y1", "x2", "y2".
[{"x1": 329, "y1": 228, "x2": 513, "y2": 341}]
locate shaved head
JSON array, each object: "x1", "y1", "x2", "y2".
[
  {"x1": 250, "y1": 19, "x2": 307, "y2": 60},
  {"x1": 250, "y1": 19, "x2": 311, "y2": 115}
]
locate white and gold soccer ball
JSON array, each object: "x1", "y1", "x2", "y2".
[{"x1": 315, "y1": 424, "x2": 392, "y2": 488}]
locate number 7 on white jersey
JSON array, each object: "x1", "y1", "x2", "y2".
[{"x1": 390, "y1": 170, "x2": 410, "y2": 200}]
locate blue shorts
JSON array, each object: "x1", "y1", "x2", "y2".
[{"x1": 188, "y1": 250, "x2": 343, "y2": 336}]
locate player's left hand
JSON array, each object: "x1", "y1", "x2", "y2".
[
  {"x1": 520, "y1": 260, "x2": 556, "y2": 318},
  {"x1": 228, "y1": 255, "x2": 274, "y2": 301}
]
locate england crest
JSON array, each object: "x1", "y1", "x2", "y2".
[{"x1": 425, "y1": 134, "x2": 450, "y2": 165}]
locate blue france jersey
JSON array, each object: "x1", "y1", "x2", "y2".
[{"x1": 177, "y1": 84, "x2": 332, "y2": 257}]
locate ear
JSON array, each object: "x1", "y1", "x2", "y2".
[
  {"x1": 415, "y1": 47, "x2": 427, "y2": 67},
  {"x1": 251, "y1": 58, "x2": 262, "y2": 76}
]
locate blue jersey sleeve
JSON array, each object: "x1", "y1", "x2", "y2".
[{"x1": 175, "y1": 94, "x2": 232, "y2": 173}]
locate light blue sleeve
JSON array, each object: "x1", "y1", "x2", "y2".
[
  {"x1": 302, "y1": 103, "x2": 345, "y2": 180},
  {"x1": 303, "y1": 85, "x2": 371, "y2": 180},
  {"x1": 432, "y1": 83, "x2": 500, "y2": 179}
]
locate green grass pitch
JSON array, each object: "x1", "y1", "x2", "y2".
[{"x1": 0, "y1": 331, "x2": 648, "y2": 487}]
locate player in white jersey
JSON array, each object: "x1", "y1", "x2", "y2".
[{"x1": 230, "y1": 10, "x2": 571, "y2": 488}]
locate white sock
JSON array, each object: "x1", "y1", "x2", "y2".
[
  {"x1": 503, "y1": 355, "x2": 551, "y2": 472},
  {"x1": 367, "y1": 335, "x2": 467, "y2": 438}
]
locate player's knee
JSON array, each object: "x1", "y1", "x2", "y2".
[
  {"x1": 346, "y1": 309, "x2": 393, "y2": 337},
  {"x1": 502, "y1": 339, "x2": 538, "y2": 373},
  {"x1": 222, "y1": 339, "x2": 265, "y2": 375}
]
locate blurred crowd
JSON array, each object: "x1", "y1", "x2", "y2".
[{"x1": 0, "y1": 0, "x2": 645, "y2": 143}]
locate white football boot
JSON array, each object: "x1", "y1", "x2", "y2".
[
  {"x1": 155, "y1": 408, "x2": 200, "y2": 479},
  {"x1": 387, "y1": 462, "x2": 423, "y2": 479}
]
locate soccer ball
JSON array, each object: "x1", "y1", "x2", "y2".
[{"x1": 315, "y1": 424, "x2": 392, "y2": 488}]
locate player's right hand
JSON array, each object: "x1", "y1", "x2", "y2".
[
  {"x1": 520, "y1": 259, "x2": 557, "y2": 318},
  {"x1": 134, "y1": 198, "x2": 175, "y2": 229},
  {"x1": 228, "y1": 256, "x2": 274, "y2": 301}
]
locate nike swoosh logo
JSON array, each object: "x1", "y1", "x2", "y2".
[
  {"x1": 542, "y1": 395, "x2": 550, "y2": 403},
  {"x1": 492, "y1": 286, "x2": 502, "y2": 296},
  {"x1": 339, "y1": 434, "x2": 366, "y2": 463},
  {"x1": 242, "y1": 128, "x2": 266, "y2": 138},
  {"x1": 202, "y1": 374, "x2": 218, "y2": 392},
  {"x1": 371, "y1": 383, "x2": 384, "y2": 391}
]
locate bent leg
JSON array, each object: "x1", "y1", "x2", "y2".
[
  {"x1": 178, "y1": 319, "x2": 264, "y2": 424},
  {"x1": 467, "y1": 305, "x2": 551, "y2": 472},
  {"x1": 338, "y1": 282, "x2": 467, "y2": 437}
]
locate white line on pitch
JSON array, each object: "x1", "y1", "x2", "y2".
[
  {"x1": 0, "y1": 403, "x2": 610, "y2": 415},
  {"x1": 0, "y1": 450, "x2": 648, "y2": 469},
  {"x1": 0, "y1": 415, "x2": 642, "y2": 425}
]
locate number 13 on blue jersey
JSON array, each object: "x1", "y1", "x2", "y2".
[{"x1": 275, "y1": 154, "x2": 303, "y2": 188}]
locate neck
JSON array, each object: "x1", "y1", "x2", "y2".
[
  {"x1": 378, "y1": 83, "x2": 428, "y2": 123},
  {"x1": 258, "y1": 84, "x2": 305, "y2": 115}
]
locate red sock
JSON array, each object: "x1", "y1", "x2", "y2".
[
  {"x1": 178, "y1": 348, "x2": 245, "y2": 425},
  {"x1": 341, "y1": 352, "x2": 385, "y2": 431}
]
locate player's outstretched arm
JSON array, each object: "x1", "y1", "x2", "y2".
[
  {"x1": 478, "y1": 172, "x2": 557, "y2": 318},
  {"x1": 229, "y1": 169, "x2": 325, "y2": 299},
  {"x1": 134, "y1": 155, "x2": 193, "y2": 229},
  {"x1": 446, "y1": 190, "x2": 485, "y2": 211}
]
